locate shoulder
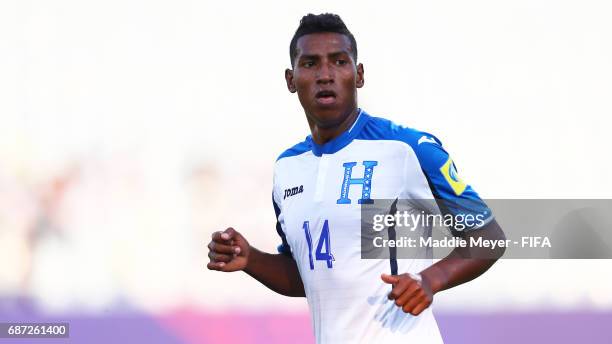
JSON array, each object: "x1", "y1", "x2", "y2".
[
  {"x1": 358, "y1": 114, "x2": 441, "y2": 146},
  {"x1": 275, "y1": 137, "x2": 312, "y2": 162},
  {"x1": 358, "y1": 114, "x2": 447, "y2": 162}
]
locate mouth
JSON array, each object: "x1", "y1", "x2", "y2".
[{"x1": 315, "y1": 90, "x2": 337, "y2": 105}]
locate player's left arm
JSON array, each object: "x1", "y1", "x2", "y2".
[
  {"x1": 383, "y1": 219, "x2": 505, "y2": 315},
  {"x1": 383, "y1": 132, "x2": 505, "y2": 315}
]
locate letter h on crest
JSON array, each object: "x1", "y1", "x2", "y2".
[{"x1": 336, "y1": 161, "x2": 378, "y2": 204}]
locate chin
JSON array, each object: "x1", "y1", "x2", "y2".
[{"x1": 309, "y1": 108, "x2": 347, "y2": 128}]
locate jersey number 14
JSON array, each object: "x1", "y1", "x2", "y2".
[{"x1": 302, "y1": 220, "x2": 334, "y2": 270}]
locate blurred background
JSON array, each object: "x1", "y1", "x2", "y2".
[{"x1": 1, "y1": 0, "x2": 611, "y2": 343}]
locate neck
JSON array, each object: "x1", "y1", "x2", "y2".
[{"x1": 307, "y1": 107, "x2": 360, "y2": 145}]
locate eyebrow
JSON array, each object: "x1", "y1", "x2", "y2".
[{"x1": 298, "y1": 51, "x2": 350, "y2": 60}]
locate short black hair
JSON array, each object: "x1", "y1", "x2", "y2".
[{"x1": 289, "y1": 13, "x2": 358, "y2": 67}]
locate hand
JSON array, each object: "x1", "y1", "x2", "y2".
[
  {"x1": 381, "y1": 273, "x2": 433, "y2": 316},
  {"x1": 207, "y1": 227, "x2": 250, "y2": 272}
]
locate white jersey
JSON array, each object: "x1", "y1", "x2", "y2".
[{"x1": 272, "y1": 110, "x2": 492, "y2": 344}]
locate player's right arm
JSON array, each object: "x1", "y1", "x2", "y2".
[{"x1": 207, "y1": 227, "x2": 305, "y2": 297}]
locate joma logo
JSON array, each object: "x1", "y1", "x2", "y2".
[{"x1": 284, "y1": 185, "x2": 304, "y2": 199}]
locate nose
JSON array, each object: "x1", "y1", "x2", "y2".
[{"x1": 316, "y1": 61, "x2": 334, "y2": 84}]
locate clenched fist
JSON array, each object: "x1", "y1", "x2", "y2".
[
  {"x1": 381, "y1": 273, "x2": 433, "y2": 316},
  {"x1": 207, "y1": 227, "x2": 250, "y2": 272}
]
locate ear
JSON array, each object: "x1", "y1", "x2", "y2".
[
  {"x1": 356, "y1": 63, "x2": 364, "y2": 88},
  {"x1": 285, "y1": 68, "x2": 297, "y2": 93}
]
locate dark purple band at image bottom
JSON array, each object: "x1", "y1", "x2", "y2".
[{"x1": 0, "y1": 298, "x2": 610, "y2": 344}]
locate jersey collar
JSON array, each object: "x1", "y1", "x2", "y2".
[{"x1": 307, "y1": 109, "x2": 370, "y2": 157}]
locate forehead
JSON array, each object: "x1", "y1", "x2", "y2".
[{"x1": 295, "y1": 32, "x2": 353, "y2": 57}]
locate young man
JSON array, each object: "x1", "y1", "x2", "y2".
[{"x1": 207, "y1": 13, "x2": 505, "y2": 343}]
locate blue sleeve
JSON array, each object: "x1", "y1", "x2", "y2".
[
  {"x1": 272, "y1": 194, "x2": 292, "y2": 256},
  {"x1": 412, "y1": 133, "x2": 493, "y2": 232}
]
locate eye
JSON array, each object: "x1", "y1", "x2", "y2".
[
  {"x1": 336, "y1": 59, "x2": 348, "y2": 66},
  {"x1": 302, "y1": 60, "x2": 315, "y2": 68}
]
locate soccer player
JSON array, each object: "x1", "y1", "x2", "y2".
[{"x1": 207, "y1": 13, "x2": 505, "y2": 343}]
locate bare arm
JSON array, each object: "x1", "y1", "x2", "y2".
[
  {"x1": 244, "y1": 247, "x2": 305, "y2": 297},
  {"x1": 421, "y1": 219, "x2": 506, "y2": 294},
  {"x1": 207, "y1": 228, "x2": 305, "y2": 297},
  {"x1": 383, "y1": 219, "x2": 505, "y2": 315}
]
